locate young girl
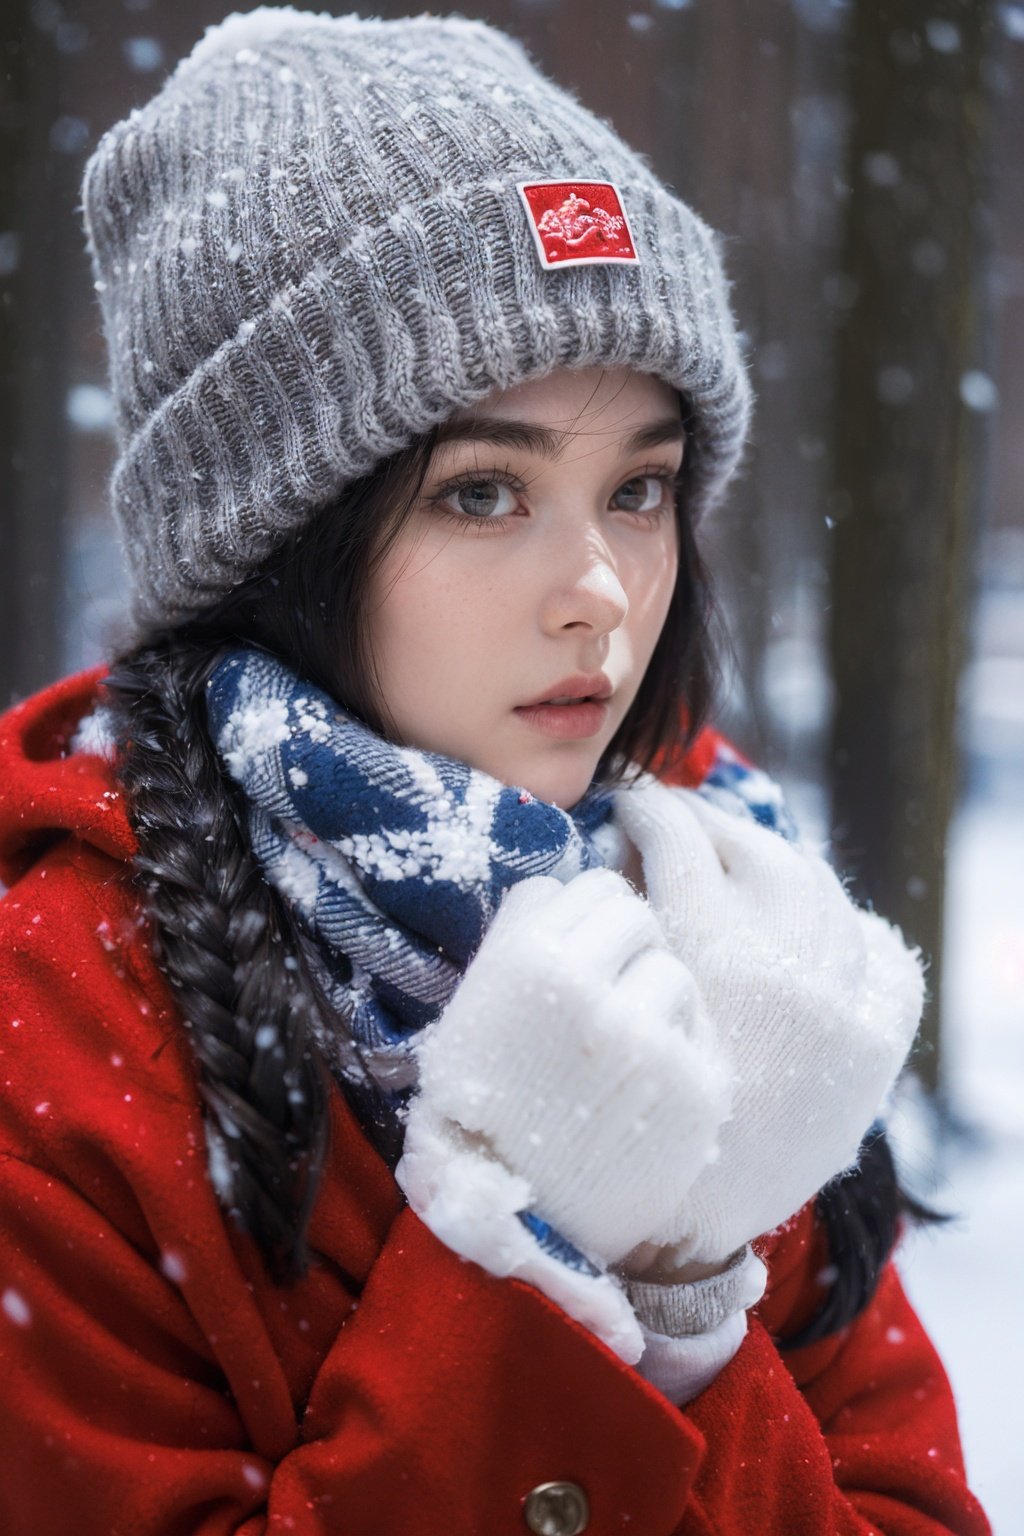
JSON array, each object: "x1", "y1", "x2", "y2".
[{"x1": 0, "y1": 9, "x2": 990, "y2": 1534}]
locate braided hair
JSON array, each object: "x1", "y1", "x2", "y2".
[
  {"x1": 103, "y1": 428, "x2": 923, "y2": 1325},
  {"x1": 103, "y1": 431, "x2": 718, "y2": 1279},
  {"x1": 107, "y1": 638, "x2": 331, "y2": 1280}
]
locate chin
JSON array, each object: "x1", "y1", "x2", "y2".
[{"x1": 514, "y1": 755, "x2": 602, "y2": 812}]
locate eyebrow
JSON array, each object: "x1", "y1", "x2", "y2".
[{"x1": 433, "y1": 414, "x2": 686, "y2": 458}]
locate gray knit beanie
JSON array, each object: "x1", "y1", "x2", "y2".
[{"x1": 82, "y1": 6, "x2": 752, "y2": 630}]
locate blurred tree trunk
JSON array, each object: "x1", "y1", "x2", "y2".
[
  {"x1": 828, "y1": 2, "x2": 993, "y2": 1103},
  {"x1": 688, "y1": 0, "x2": 776, "y2": 757},
  {"x1": 0, "y1": 1, "x2": 71, "y2": 707}
]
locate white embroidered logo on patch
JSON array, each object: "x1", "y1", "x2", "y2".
[{"x1": 517, "y1": 180, "x2": 640, "y2": 270}]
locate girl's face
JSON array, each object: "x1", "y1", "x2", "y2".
[{"x1": 366, "y1": 366, "x2": 683, "y2": 809}]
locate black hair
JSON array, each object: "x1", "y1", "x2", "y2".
[
  {"x1": 104, "y1": 426, "x2": 714, "y2": 1277},
  {"x1": 104, "y1": 423, "x2": 919, "y2": 1337},
  {"x1": 779, "y1": 1124, "x2": 944, "y2": 1351}
]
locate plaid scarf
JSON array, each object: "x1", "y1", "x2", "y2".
[
  {"x1": 206, "y1": 649, "x2": 618, "y2": 1193},
  {"x1": 205, "y1": 646, "x2": 795, "y2": 1273}
]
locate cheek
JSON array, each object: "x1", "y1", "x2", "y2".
[
  {"x1": 625, "y1": 527, "x2": 679, "y2": 652},
  {"x1": 372, "y1": 558, "x2": 441, "y2": 685},
  {"x1": 368, "y1": 535, "x2": 496, "y2": 713}
]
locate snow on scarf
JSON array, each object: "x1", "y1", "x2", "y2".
[
  {"x1": 205, "y1": 647, "x2": 796, "y2": 1273},
  {"x1": 206, "y1": 648, "x2": 631, "y2": 1268}
]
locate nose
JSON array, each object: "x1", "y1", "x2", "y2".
[{"x1": 538, "y1": 529, "x2": 629, "y2": 637}]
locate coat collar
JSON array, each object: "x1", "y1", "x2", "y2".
[{"x1": 0, "y1": 667, "x2": 136, "y2": 890}]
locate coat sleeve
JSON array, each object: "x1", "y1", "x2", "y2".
[
  {"x1": 675, "y1": 1256, "x2": 991, "y2": 1535},
  {"x1": 297, "y1": 1216, "x2": 994, "y2": 1536},
  {"x1": 0, "y1": 843, "x2": 990, "y2": 1536}
]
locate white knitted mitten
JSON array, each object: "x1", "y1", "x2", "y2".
[
  {"x1": 614, "y1": 778, "x2": 924, "y2": 1271},
  {"x1": 399, "y1": 869, "x2": 731, "y2": 1270}
]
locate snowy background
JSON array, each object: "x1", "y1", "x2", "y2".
[
  {"x1": 898, "y1": 791, "x2": 1023, "y2": 1535},
  {"x1": 895, "y1": 550, "x2": 1024, "y2": 1535},
  {"x1": 785, "y1": 534, "x2": 1024, "y2": 1535}
]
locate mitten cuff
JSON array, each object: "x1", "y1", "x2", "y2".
[
  {"x1": 626, "y1": 1244, "x2": 766, "y2": 1405},
  {"x1": 623, "y1": 1244, "x2": 767, "y2": 1337}
]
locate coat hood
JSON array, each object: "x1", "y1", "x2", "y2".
[{"x1": 0, "y1": 668, "x2": 136, "y2": 890}]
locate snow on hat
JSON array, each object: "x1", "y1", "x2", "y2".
[{"x1": 82, "y1": 6, "x2": 752, "y2": 629}]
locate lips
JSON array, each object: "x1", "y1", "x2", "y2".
[{"x1": 519, "y1": 673, "x2": 613, "y2": 709}]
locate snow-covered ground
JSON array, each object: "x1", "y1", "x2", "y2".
[{"x1": 895, "y1": 794, "x2": 1023, "y2": 1536}]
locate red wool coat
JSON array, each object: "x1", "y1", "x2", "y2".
[{"x1": 0, "y1": 670, "x2": 990, "y2": 1536}]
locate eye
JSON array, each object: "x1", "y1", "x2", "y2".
[
  {"x1": 612, "y1": 474, "x2": 672, "y2": 515},
  {"x1": 426, "y1": 466, "x2": 525, "y2": 528},
  {"x1": 450, "y1": 480, "x2": 518, "y2": 518}
]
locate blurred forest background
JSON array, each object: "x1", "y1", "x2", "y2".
[{"x1": 1, "y1": 1, "x2": 1022, "y2": 1521}]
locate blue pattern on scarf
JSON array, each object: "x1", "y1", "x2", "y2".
[
  {"x1": 699, "y1": 739, "x2": 799, "y2": 840},
  {"x1": 207, "y1": 649, "x2": 621, "y2": 1276},
  {"x1": 207, "y1": 648, "x2": 615, "y2": 1041},
  {"x1": 206, "y1": 648, "x2": 795, "y2": 1281}
]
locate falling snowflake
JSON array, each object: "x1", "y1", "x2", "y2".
[
  {"x1": 960, "y1": 370, "x2": 999, "y2": 412},
  {"x1": 159, "y1": 1249, "x2": 189, "y2": 1285},
  {"x1": 1, "y1": 1289, "x2": 31, "y2": 1327}
]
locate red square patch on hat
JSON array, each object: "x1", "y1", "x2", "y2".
[{"x1": 517, "y1": 180, "x2": 639, "y2": 270}]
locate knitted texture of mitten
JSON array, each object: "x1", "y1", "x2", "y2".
[
  {"x1": 397, "y1": 868, "x2": 732, "y2": 1362},
  {"x1": 614, "y1": 778, "x2": 924, "y2": 1271}
]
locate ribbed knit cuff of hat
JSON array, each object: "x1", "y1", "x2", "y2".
[{"x1": 624, "y1": 1245, "x2": 768, "y2": 1406}]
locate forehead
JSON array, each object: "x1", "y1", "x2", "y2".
[
  {"x1": 453, "y1": 366, "x2": 680, "y2": 427},
  {"x1": 440, "y1": 367, "x2": 685, "y2": 457}
]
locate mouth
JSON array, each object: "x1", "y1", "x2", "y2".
[
  {"x1": 513, "y1": 675, "x2": 614, "y2": 741},
  {"x1": 518, "y1": 674, "x2": 614, "y2": 710}
]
